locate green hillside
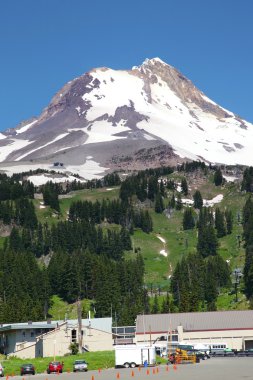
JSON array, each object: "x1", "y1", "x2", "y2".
[
  {"x1": 39, "y1": 168, "x2": 248, "y2": 312},
  {"x1": 0, "y1": 164, "x2": 251, "y2": 323}
]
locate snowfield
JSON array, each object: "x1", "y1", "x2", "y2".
[
  {"x1": 0, "y1": 139, "x2": 34, "y2": 162},
  {"x1": 0, "y1": 159, "x2": 108, "y2": 183}
]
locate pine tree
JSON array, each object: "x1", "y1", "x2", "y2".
[
  {"x1": 155, "y1": 193, "x2": 164, "y2": 213},
  {"x1": 169, "y1": 193, "x2": 176, "y2": 209},
  {"x1": 225, "y1": 210, "x2": 233, "y2": 234},
  {"x1": 181, "y1": 178, "x2": 188, "y2": 196},
  {"x1": 197, "y1": 208, "x2": 218, "y2": 257},
  {"x1": 214, "y1": 168, "x2": 223, "y2": 186},
  {"x1": 183, "y1": 208, "x2": 195, "y2": 230},
  {"x1": 161, "y1": 292, "x2": 170, "y2": 313},
  {"x1": 175, "y1": 193, "x2": 182, "y2": 210},
  {"x1": 241, "y1": 167, "x2": 253, "y2": 192},
  {"x1": 215, "y1": 208, "x2": 226, "y2": 237},
  {"x1": 193, "y1": 190, "x2": 203, "y2": 209},
  {"x1": 151, "y1": 294, "x2": 159, "y2": 314}
]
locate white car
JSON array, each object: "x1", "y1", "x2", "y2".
[
  {"x1": 73, "y1": 360, "x2": 88, "y2": 372},
  {"x1": 0, "y1": 363, "x2": 4, "y2": 377}
]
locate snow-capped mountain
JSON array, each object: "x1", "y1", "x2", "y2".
[{"x1": 0, "y1": 57, "x2": 253, "y2": 179}]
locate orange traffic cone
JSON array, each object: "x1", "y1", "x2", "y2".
[
  {"x1": 131, "y1": 370, "x2": 135, "y2": 377},
  {"x1": 156, "y1": 367, "x2": 159, "y2": 373},
  {"x1": 138, "y1": 366, "x2": 141, "y2": 371},
  {"x1": 116, "y1": 372, "x2": 120, "y2": 379},
  {"x1": 98, "y1": 368, "x2": 101, "y2": 373},
  {"x1": 173, "y1": 364, "x2": 177, "y2": 371},
  {"x1": 91, "y1": 376, "x2": 95, "y2": 380},
  {"x1": 146, "y1": 369, "x2": 150, "y2": 375}
]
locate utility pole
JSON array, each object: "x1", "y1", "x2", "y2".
[{"x1": 77, "y1": 298, "x2": 82, "y2": 353}]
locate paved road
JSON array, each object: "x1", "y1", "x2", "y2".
[{"x1": 11, "y1": 357, "x2": 253, "y2": 380}]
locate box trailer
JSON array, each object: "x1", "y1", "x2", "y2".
[{"x1": 115, "y1": 345, "x2": 156, "y2": 368}]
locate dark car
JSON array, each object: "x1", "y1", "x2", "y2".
[
  {"x1": 193, "y1": 351, "x2": 210, "y2": 360},
  {"x1": 47, "y1": 361, "x2": 64, "y2": 374},
  {"x1": 20, "y1": 364, "x2": 35, "y2": 376}
]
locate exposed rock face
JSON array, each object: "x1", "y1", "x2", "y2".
[{"x1": 0, "y1": 57, "x2": 253, "y2": 179}]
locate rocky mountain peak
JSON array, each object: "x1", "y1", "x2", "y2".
[{"x1": 0, "y1": 58, "x2": 252, "y2": 180}]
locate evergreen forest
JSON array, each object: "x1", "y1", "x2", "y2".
[{"x1": 0, "y1": 162, "x2": 252, "y2": 326}]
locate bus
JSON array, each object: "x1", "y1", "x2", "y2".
[{"x1": 178, "y1": 342, "x2": 228, "y2": 354}]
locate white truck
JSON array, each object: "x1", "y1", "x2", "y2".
[{"x1": 115, "y1": 345, "x2": 156, "y2": 368}]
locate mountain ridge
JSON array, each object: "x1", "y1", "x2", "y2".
[{"x1": 0, "y1": 57, "x2": 252, "y2": 179}]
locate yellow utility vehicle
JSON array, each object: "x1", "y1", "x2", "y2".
[{"x1": 168, "y1": 348, "x2": 199, "y2": 364}]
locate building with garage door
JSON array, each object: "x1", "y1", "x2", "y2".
[{"x1": 135, "y1": 310, "x2": 253, "y2": 351}]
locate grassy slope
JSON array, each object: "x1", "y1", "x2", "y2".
[
  {"x1": 48, "y1": 295, "x2": 94, "y2": 320},
  {"x1": 34, "y1": 187, "x2": 120, "y2": 225}
]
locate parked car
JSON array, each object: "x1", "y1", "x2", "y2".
[
  {"x1": 0, "y1": 363, "x2": 4, "y2": 377},
  {"x1": 191, "y1": 351, "x2": 210, "y2": 360},
  {"x1": 210, "y1": 350, "x2": 226, "y2": 356},
  {"x1": 73, "y1": 359, "x2": 88, "y2": 372},
  {"x1": 47, "y1": 361, "x2": 64, "y2": 374},
  {"x1": 20, "y1": 364, "x2": 35, "y2": 376}
]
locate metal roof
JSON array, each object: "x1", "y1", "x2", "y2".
[
  {"x1": 59, "y1": 318, "x2": 112, "y2": 333},
  {"x1": 0, "y1": 323, "x2": 56, "y2": 332},
  {"x1": 136, "y1": 310, "x2": 253, "y2": 333},
  {"x1": 0, "y1": 317, "x2": 112, "y2": 334}
]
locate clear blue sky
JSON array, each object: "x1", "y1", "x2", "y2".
[{"x1": 1, "y1": 0, "x2": 253, "y2": 131}]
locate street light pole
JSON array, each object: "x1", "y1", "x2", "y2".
[{"x1": 53, "y1": 339, "x2": 56, "y2": 361}]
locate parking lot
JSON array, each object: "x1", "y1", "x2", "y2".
[{"x1": 10, "y1": 357, "x2": 253, "y2": 380}]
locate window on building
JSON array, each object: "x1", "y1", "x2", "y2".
[
  {"x1": 71, "y1": 329, "x2": 77, "y2": 343},
  {"x1": 31, "y1": 332, "x2": 34, "y2": 338}
]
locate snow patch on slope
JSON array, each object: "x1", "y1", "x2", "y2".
[
  {"x1": 16, "y1": 120, "x2": 37, "y2": 134},
  {"x1": 66, "y1": 159, "x2": 109, "y2": 179},
  {"x1": 0, "y1": 139, "x2": 34, "y2": 162},
  {"x1": 70, "y1": 121, "x2": 131, "y2": 145},
  {"x1": 83, "y1": 69, "x2": 150, "y2": 121},
  {"x1": 27, "y1": 174, "x2": 82, "y2": 186},
  {"x1": 0, "y1": 159, "x2": 108, "y2": 181}
]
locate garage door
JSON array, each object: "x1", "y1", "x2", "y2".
[{"x1": 245, "y1": 340, "x2": 253, "y2": 350}]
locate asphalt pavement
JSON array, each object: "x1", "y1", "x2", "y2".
[{"x1": 10, "y1": 357, "x2": 253, "y2": 380}]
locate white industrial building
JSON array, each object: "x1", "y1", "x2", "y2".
[{"x1": 135, "y1": 310, "x2": 253, "y2": 351}]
